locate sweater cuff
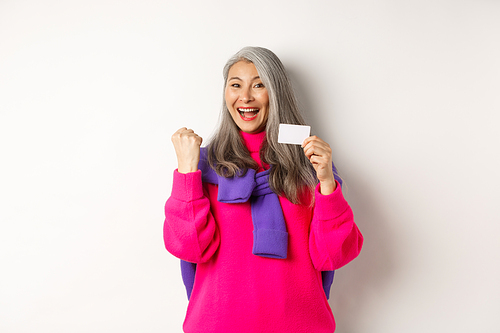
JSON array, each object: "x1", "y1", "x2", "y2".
[
  {"x1": 314, "y1": 180, "x2": 350, "y2": 220},
  {"x1": 171, "y1": 169, "x2": 204, "y2": 202},
  {"x1": 252, "y1": 229, "x2": 288, "y2": 259}
]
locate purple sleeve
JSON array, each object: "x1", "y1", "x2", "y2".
[
  {"x1": 309, "y1": 181, "x2": 364, "y2": 271},
  {"x1": 163, "y1": 170, "x2": 220, "y2": 263}
]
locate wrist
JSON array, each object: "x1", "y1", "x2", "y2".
[
  {"x1": 177, "y1": 164, "x2": 198, "y2": 174},
  {"x1": 319, "y1": 179, "x2": 336, "y2": 195},
  {"x1": 178, "y1": 169, "x2": 198, "y2": 174}
]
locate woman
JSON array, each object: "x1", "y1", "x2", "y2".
[{"x1": 164, "y1": 46, "x2": 363, "y2": 332}]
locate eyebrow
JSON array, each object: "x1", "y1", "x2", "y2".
[{"x1": 228, "y1": 76, "x2": 261, "y2": 81}]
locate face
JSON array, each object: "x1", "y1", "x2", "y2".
[{"x1": 225, "y1": 61, "x2": 269, "y2": 134}]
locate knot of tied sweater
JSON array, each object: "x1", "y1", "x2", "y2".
[{"x1": 199, "y1": 148, "x2": 288, "y2": 259}]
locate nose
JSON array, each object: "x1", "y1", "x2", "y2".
[{"x1": 240, "y1": 88, "x2": 254, "y2": 103}]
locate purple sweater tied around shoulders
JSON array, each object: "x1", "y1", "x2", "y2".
[{"x1": 180, "y1": 148, "x2": 341, "y2": 300}]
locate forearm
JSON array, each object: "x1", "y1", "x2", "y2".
[
  {"x1": 309, "y1": 182, "x2": 363, "y2": 271},
  {"x1": 163, "y1": 170, "x2": 220, "y2": 263}
]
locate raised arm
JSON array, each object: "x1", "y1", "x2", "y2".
[
  {"x1": 163, "y1": 128, "x2": 220, "y2": 263},
  {"x1": 302, "y1": 135, "x2": 363, "y2": 270}
]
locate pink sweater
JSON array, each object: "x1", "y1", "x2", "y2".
[{"x1": 164, "y1": 131, "x2": 363, "y2": 333}]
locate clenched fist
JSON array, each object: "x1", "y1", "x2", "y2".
[{"x1": 171, "y1": 127, "x2": 203, "y2": 174}]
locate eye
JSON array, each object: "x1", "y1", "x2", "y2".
[
  {"x1": 254, "y1": 83, "x2": 265, "y2": 88},
  {"x1": 231, "y1": 83, "x2": 240, "y2": 88}
]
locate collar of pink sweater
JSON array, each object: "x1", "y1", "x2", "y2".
[
  {"x1": 239, "y1": 130, "x2": 266, "y2": 152},
  {"x1": 239, "y1": 130, "x2": 268, "y2": 170}
]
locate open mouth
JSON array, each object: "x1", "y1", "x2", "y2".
[{"x1": 237, "y1": 107, "x2": 260, "y2": 120}]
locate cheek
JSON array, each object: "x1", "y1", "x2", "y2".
[
  {"x1": 261, "y1": 91, "x2": 269, "y2": 108},
  {"x1": 225, "y1": 88, "x2": 237, "y2": 106},
  {"x1": 262, "y1": 94, "x2": 269, "y2": 119}
]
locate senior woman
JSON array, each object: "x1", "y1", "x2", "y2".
[{"x1": 164, "y1": 46, "x2": 363, "y2": 333}]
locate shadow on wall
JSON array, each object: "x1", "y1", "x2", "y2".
[
  {"x1": 287, "y1": 65, "x2": 397, "y2": 332},
  {"x1": 329, "y1": 170, "x2": 395, "y2": 332}
]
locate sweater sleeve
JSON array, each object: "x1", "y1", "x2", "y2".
[
  {"x1": 309, "y1": 181, "x2": 363, "y2": 271},
  {"x1": 163, "y1": 169, "x2": 220, "y2": 263}
]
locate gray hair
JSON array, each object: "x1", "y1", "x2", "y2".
[{"x1": 207, "y1": 46, "x2": 317, "y2": 204}]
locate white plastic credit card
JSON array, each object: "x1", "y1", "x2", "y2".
[{"x1": 277, "y1": 124, "x2": 311, "y2": 145}]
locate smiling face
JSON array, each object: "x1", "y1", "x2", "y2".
[{"x1": 225, "y1": 61, "x2": 269, "y2": 134}]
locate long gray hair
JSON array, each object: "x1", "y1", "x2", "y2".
[{"x1": 207, "y1": 46, "x2": 318, "y2": 204}]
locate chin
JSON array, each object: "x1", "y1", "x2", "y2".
[{"x1": 240, "y1": 124, "x2": 264, "y2": 134}]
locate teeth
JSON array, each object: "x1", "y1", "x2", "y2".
[{"x1": 237, "y1": 108, "x2": 259, "y2": 112}]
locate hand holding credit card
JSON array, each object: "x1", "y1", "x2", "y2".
[{"x1": 277, "y1": 124, "x2": 311, "y2": 145}]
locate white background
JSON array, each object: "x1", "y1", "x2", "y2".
[{"x1": 1, "y1": 1, "x2": 499, "y2": 332}]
